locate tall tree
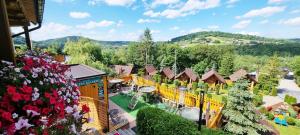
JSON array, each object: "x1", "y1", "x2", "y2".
[
  {"x1": 219, "y1": 53, "x2": 234, "y2": 76},
  {"x1": 141, "y1": 28, "x2": 154, "y2": 65},
  {"x1": 223, "y1": 79, "x2": 268, "y2": 135}
]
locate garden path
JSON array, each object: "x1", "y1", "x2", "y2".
[{"x1": 277, "y1": 79, "x2": 300, "y2": 102}]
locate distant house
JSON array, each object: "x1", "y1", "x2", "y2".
[
  {"x1": 160, "y1": 67, "x2": 175, "y2": 80},
  {"x1": 114, "y1": 65, "x2": 133, "y2": 77},
  {"x1": 229, "y1": 69, "x2": 257, "y2": 83},
  {"x1": 145, "y1": 65, "x2": 157, "y2": 76},
  {"x1": 175, "y1": 68, "x2": 199, "y2": 83},
  {"x1": 201, "y1": 70, "x2": 226, "y2": 85}
]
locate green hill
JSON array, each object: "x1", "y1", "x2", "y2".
[{"x1": 170, "y1": 31, "x2": 298, "y2": 46}]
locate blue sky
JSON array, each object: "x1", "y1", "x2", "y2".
[{"x1": 12, "y1": 0, "x2": 300, "y2": 41}]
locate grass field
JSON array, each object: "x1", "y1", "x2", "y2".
[
  {"x1": 110, "y1": 94, "x2": 151, "y2": 118},
  {"x1": 269, "y1": 120, "x2": 300, "y2": 135}
]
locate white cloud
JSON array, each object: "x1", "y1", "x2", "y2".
[
  {"x1": 238, "y1": 6, "x2": 285, "y2": 18},
  {"x1": 170, "y1": 26, "x2": 180, "y2": 30},
  {"x1": 152, "y1": 0, "x2": 180, "y2": 7},
  {"x1": 226, "y1": 0, "x2": 239, "y2": 4},
  {"x1": 232, "y1": 20, "x2": 251, "y2": 29},
  {"x1": 116, "y1": 20, "x2": 124, "y2": 27},
  {"x1": 143, "y1": 0, "x2": 220, "y2": 19},
  {"x1": 189, "y1": 28, "x2": 207, "y2": 33},
  {"x1": 69, "y1": 12, "x2": 90, "y2": 19},
  {"x1": 281, "y1": 17, "x2": 300, "y2": 26},
  {"x1": 268, "y1": 0, "x2": 285, "y2": 4},
  {"x1": 137, "y1": 19, "x2": 160, "y2": 23},
  {"x1": 238, "y1": 31, "x2": 260, "y2": 36},
  {"x1": 208, "y1": 25, "x2": 219, "y2": 29},
  {"x1": 76, "y1": 20, "x2": 115, "y2": 29},
  {"x1": 150, "y1": 30, "x2": 161, "y2": 34},
  {"x1": 290, "y1": 9, "x2": 300, "y2": 14},
  {"x1": 109, "y1": 29, "x2": 115, "y2": 33},
  {"x1": 88, "y1": 0, "x2": 135, "y2": 6},
  {"x1": 260, "y1": 19, "x2": 269, "y2": 24}
]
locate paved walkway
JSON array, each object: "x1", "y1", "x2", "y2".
[
  {"x1": 277, "y1": 79, "x2": 300, "y2": 101},
  {"x1": 108, "y1": 93, "x2": 136, "y2": 128},
  {"x1": 262, "y1": 96, "x2": 283, "y2": 108}
]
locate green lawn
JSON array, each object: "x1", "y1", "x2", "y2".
[
  {"x1": 110, "y1": 94, "x2": 151, "y2": 118},
  {"x1": 269, "y1": 120, "x2": 300, "y2": 135}
]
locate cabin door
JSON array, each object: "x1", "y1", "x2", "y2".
[{"x1": 79, "y1": 83, "x2": 99, "y2": 99}]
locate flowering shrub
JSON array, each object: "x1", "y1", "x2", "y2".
[{"x1": 0, "y1": 51, "x2": 90, "y2": 135}]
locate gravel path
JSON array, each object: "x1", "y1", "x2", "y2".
[{"x1": 277, "y1": 79, "x2": 300, "y2": 102}]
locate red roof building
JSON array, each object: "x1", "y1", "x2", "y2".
[
  {"x1": 201, "y1": 70, "x2": 226, "y2": 84},
  {"x1": 114, "y1": 65, "x2": 133, "y2": 76},
  {"x1": 176, "y1": 68, "x2": 199, "y2": 82},
  {"x1": 145, "y1": 65, "x2": 157, "y2": 76},
  {"x1": 160, "y1": 67, "x2": 175, "y2": 80}
]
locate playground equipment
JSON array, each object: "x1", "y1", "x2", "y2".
[{"x1": 274, "y1": 113, "x2": 288, "y2": 126}]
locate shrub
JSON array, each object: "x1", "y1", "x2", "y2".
[
  {"x1": 137, "y1": 107, "x2": 229, "y2": 135},
  {"x1": 266, "y1": 112, "x2": 274, "y2": 120},
  {"x1": 192, "y1": 82, "x2": 198, "y2": 90},
  {"x1": 270, "y1": 87, "x2": 277, "y2": 96},
  {"x1": 286, "y1": 117, "x2": 295, "y2": 125},
  {"x1": 222, "y1": 96, "x2": 227, "y2": 106},
  {"x1": 288, "y1": 108, "x2": 297, "y2": 118},
  {"x1": 174, "y1": 79, "x2": 180, "y2": 87},
  {"x1": 295, "y1": 120, "x2": 300, "y2": 127},
  {"x1": 259, "y1": 107, "x2": 268, "y2": 114},
  {"x1": 284, "y1": 95, "x2": 297, "y2": 105},
  {"x1": 253, "y1": 95, "x2": 263, "y2": 107},
  {"x1": 253, "y1": 85, "x2": 259, "y2": 95}
]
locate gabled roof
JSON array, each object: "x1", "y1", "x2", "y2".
[
  {"x1": 161, "y1": 67, "x2": 175, "y2": 79},
  {"x1": 114, "y1": 65, "x2": 133, "y2": 76},
  {"x1": 67, "y1": 64, "x2": 106, "y2": 79},
  {"x1": 176, "y1": 68, "x2": 198, "y2": 81},
  {"x1": 229, "y1": 69, "x2": 248, "y2": 82},
  {"x1": 145, "y1": 65, "x2": 157, "y2": 75},
  {"x1": 201, "y1": 70, "x2": 225, "y2": 83}
]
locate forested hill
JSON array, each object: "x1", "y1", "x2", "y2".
[
  {"x1": 13, "y1": 36, "x2": 132, "y2": 48},
  {"x1": 170, "y1": 31, "x2": 298, "y2": 46}
]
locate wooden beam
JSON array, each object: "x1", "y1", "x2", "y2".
[
  {"x1": 23, "y1": 26, "x2": 32, "y2": 50},
  {"x1": 0, "y1": 0, "x2": 16, "y2": 64}
]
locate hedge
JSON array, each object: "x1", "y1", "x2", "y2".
[{"x1": 136, "y1": 107, "x2": 229, "y2": 135}]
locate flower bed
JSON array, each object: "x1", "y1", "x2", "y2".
[{"x1": 0, "y1": 52, "x2": 90, "y2": 134}]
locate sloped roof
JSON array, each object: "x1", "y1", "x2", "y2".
[
  {"x1": 114, "y1": 65, "x2": 133, "y2": 76},
  {"x1": 145, "y1": 65, "x2": 157, "y2": 75},
  {"x1": 229, "y1": 69, "x2": 248, "y2": 82},
  {"x1": 161, "y1": 67, "x2": 175, "y2": 79},
  {"x1": 67, "y1": 64, "x2": 105, "y2": 79},
  {"x1": 201, "y1": 70, "x2": 225, "y2": 83},
  {"x1": 176, "y1": 68, "x2": 198, "y2": 81}
]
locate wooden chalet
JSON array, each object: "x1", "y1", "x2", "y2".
[
  {"x1": 175, "y1": 68, "x2": 199, "y2": 83},
  {"x1": 67, "y1": 64, "x2": 109, "y2": 132},
  {"x1": 114, "y1": 65, "x2": 133, "y2": 77},
  {"x1": 145, "y1": 64, "x2": 157, "y2": 76},
  {"x1": 0, "y1": 0, "x2": 45, "y2": 63},
  {"x1": 201, "y1": 70, "x2": 226, "y2": 86},
  {"x1": 160, "y1": 67, "x2": 175, "y2": 80},
  {"x1": 229, "y1": 69, "x2": 257, "y2": 90}
]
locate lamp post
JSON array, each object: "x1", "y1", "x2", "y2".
[{"x1": 198, "y1": 90, "x2": 205, "y2": 131}]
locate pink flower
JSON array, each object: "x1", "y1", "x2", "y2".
[{"x1": 15, "y1": 118, "x2": 33, "y2": 130}]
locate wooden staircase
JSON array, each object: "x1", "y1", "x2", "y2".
[{"x1": 107, "y1": 128, "x2": 136, "y2": 135}]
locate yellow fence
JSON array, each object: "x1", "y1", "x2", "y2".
[{"x1": 132, "y1": 76, "x2": 223, "y2": 128}]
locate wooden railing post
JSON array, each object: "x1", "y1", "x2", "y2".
[{"x1": 0, "y1": 0, "x2": 16, "y2": 64}]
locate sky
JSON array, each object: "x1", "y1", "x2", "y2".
[{"x1": 11, "y1": 0, "x2": 300, "y2": 41}]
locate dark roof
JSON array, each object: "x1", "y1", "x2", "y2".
[
  {"x1": 161, "y1": 67, "x2": 175, "y2": 79},
  {"x1": 6, "y1": 0, "x2": 45, "y2": 26},
  {"x1": 176, "y1": 68, "x2": 198, "y2": 81},
  {"x1": 145, "y1": 65, "x2": 157, "y2": 75},
  {"x1": 201, "y1": 70, "x2": 226, "y2": 83},
  {"x1": 229, "y1": 69, "x2": 248, "y2": 82},
  {"x1": 67, "y1": 64, "x2": 105, "y2": 79},
  {"x1": 114, "y1": 65, "x2": 133, "y2": 76}
]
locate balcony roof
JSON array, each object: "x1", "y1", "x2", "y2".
[{"x1": 67, "y1": 64, "x2": 106, "y2": 80}]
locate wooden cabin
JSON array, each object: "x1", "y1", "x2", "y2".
[
  {"x1": 201, "y1": 70, "x2": 226, "y2": 88},
  {"x1": 160, "y1": 67, "x2": 175, "y2": 80},
  {"x1": 0, "y1": 0, "x2": 45, "y2": 63},
  {"x1": 145, "y1": 64, "x2": 157, "y2": 76},
  {"x1": 67, "y1": 64, "x2": 109, "y2": 132},
  {"x1": 113, "y1": 65, "x2": 133, "y2": 82},
  {"x1": 176, "y1": 68, "x2": 199, "y2": 83},
  {"x1": 229, "y1": 69, "x2": 257, "y2": 90}
]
